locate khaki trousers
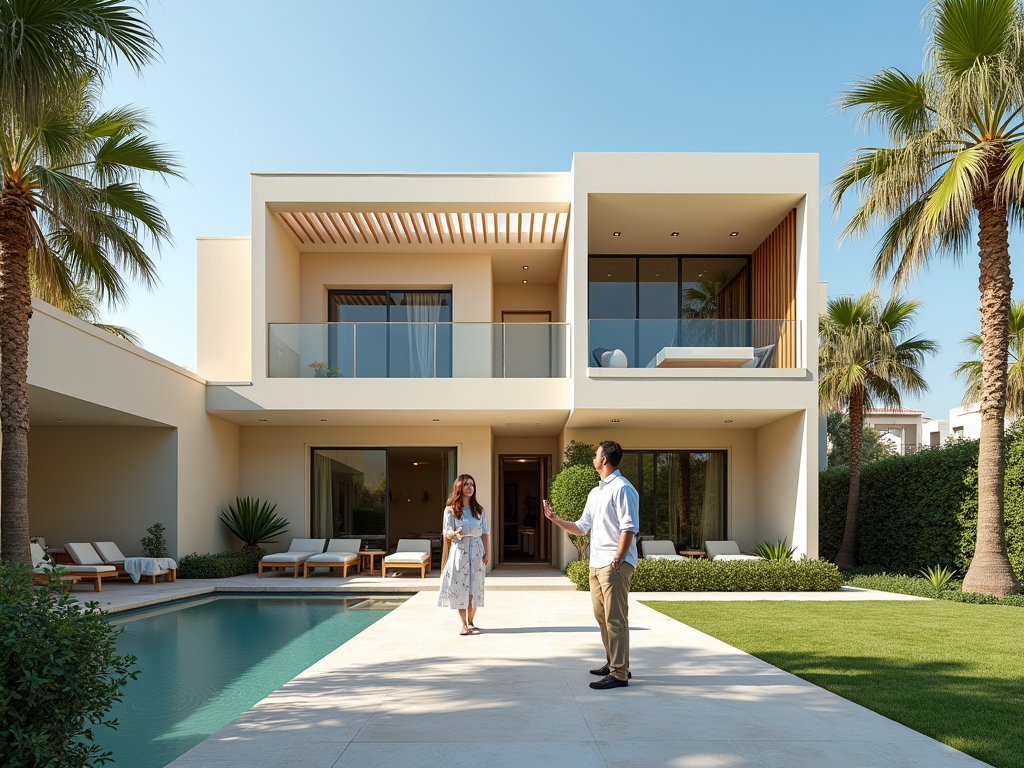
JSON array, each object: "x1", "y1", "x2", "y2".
[{"x1": 589, "y1": 563, "x2": 634, "y2": 680}]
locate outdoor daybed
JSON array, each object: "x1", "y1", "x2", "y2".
[
  {"x1": 704, "y1": 541, "x2": 761, "y2": 561},
  {"x1": 36, "y1": 542, "x2": 119, "y2": 592},
  {"x1": 640, "y1": 540, "x2": 687, "y2": 561},
  {"x1": 303, "y1": 538, "x2": 362, "y2": 578},
  {"x1": 258, "y1": 538, "x2": 327, "y2": 578},
  {"x1": 381, "y1": 539, "x2": 431, "y2": 578}
]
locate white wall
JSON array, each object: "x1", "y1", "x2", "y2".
[
  {"x1": 755, "y1": 411, "x2": 814, "y2": 557},
  {"x1": 197, "y1": 237, "x2": 252, "y2": 382}
]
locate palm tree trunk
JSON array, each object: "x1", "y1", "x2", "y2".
[
  {"x1": 0, "y1": 183, "x2": 34, "y2": 567},
  {"x1": 963, "y1": 193, "x2": 1020, "y2": 595},
  {"x1": 834, "y1": 386, "x2": 864, "y2": 569}
]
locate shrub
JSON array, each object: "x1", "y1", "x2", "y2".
[
  {"x1": 140, "y1": 521, "x2": 168, "y2": 558},
  {"x1": 844, "y1": 571, "x2": 1024, "y2": 607},
  {"x1": 220, "y1": 496, "x2": 289, "y2": 552},
  {"x1": 178, "y1": 551, "x2": 262, "y2": 579},
  {"x1": 756, "y1": 537, "x2": 795, "y2": 562},
  {"x1": 0, "y1": 564, "x2": 137, "y2": 767},
  {"x1": 561, "y1": 440, "x2": 596, "y2": 469},
  {"x1": 549, "y1": 463, "x2": 599, "y2": 560},
  {"x1": 565, "y1": 557, "x2": 843, "y2": 592}
]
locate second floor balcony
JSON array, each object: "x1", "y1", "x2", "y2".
[
  {"x1": 268, "y1": 322, "x2": 569, "y2": 379},
  {"x1": 588, "y1": 318, "x2": 803, "y2": 369}
]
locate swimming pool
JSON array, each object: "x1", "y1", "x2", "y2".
[{"x1": 99, "y1": 594, "x2": 403, "y2": 768}]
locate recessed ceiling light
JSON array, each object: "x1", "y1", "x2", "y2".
[
  {"x1": 670, "y1": 232, "x2": 680, "y2": 237},
  {"x1": 432, "y1": 418, "x2": 440, "y2": 422},
  {"x1": 611, "y1": 419, "x2": 620, "y2": 423},
  {"x1": 729, "y1": 231, "x2": 739, "y2": 237},
  {"x1": 522, "y1": 265, "x2": 529, "y2": 270},
  {"x1": 258, "y1": 418, "x2": 268, "y2": 422},
  {"x1": 724, "y1": 419, "x2": 733, "y2": 423},
  {"x1": 612, "y1": 231, "x2": 621, "y2": 237},
  {"x1": 320, "y1": 419, "x2": 327, "y2": 422},
  {"x1": 56, "y1": 419, "x2": 64, "y2": 423},
  {"x1": 522, "y1": 279, "x2": 528, "y2": 283},
  {"x1": 518, "y1": 459, "x2": 527, "y2": 463}
]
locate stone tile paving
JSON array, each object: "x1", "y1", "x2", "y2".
[{"x1": 163, "y1": 589, "x2": 984, "y2": 768}]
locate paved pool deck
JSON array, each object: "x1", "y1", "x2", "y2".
[{"x1": 147, "y1": 583, "x2": 986, "y2": 768}]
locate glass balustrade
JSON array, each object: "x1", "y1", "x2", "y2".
[
  {"x1": 268, "y1": 323, "x2": 569, "y2": 378},
  {"x1": 587, "y1": 319, "x2": 802, "y2": 369}
]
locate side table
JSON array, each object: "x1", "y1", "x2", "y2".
[
  {"x1": 678, "y1": 548, "x2": 707, "y2": 559},
  {"x1": 360, "y1": 549, "x2": 386, "y2": 575}
]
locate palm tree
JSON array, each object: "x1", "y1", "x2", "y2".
[
  {"x1": 955, "y1": 299, "x2": 1024, "y2": 419},
  {"x1": 819, "y1": 292, "x2": 937, "y2": 569},
  {"x1": 0, "y1": 72, "x2": 178, "y2": 565},
  {"x1": 32, "y1": 273, "x2": 143, "y2": 345},
  {"x1": 829, "y1": 0, "x2": 1024, "y2": 595}
]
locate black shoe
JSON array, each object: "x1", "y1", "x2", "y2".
[
  {"x1": 590, "y1": 666, "x2": 631, "y2": 679},
  {"x1": 589, "y1": 674, "x2": 629, "y2": 690}
]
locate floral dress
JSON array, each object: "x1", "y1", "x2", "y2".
[{"x1": 437, "y1": 506, "x2": 488, "y2": 609}]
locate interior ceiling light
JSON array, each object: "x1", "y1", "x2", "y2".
[
  {"x1": 670, "y1": 232, "x2": 680, "y2": 237},
  {"x1": 729, "y1": 231, "x2": 739, "y2": 237},
  {"x1": 522, "y1": 279, "x2": 528, "y2": 283},
  {"x1": 518, "y1": 459, "x2": 527, "y2": 463},
  {"x1": 724, "y1": 419, "x2": 734, "y2": 423},
  {"x1": 612, "y1": 231, "x2": 621, "y2": 237},
  {"x1": 611, "y1": 418, "x2": 620, "y2": 423},
  {"x1": 522, "y1": 265, "x2": 529, "y2": 270},
  {"x1": 320, "y1": 419, "x2": 327, "y2": 422},
  {"x1": 432, "y1": 418, "x2": 440, "y2": 422},
  {"x1": 258, "y1": 418, "x2": 268, "y2": 422},
  {"x1": 56, "y1": 418, "x2": 64, "y2": 423}
]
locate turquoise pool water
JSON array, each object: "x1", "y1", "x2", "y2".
[{"x1": 99, "y1": 594, "x2": 401, "y2": 768}]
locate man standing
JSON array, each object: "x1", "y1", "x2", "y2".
[{"x1": 544, "y1": 440, "x2": 639, "y2": 689}]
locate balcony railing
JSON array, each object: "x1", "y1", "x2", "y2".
[
  {"x1": 269, "y1": 322, "x2": 569, "y2": 379},
  {"x1": 588, "y1": 319, "x2": 802, "y2": 369}
]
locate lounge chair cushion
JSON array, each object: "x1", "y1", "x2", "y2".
[
  {"x1": 58, "y1": 564, "x2": 117, "y2": 573},
  {"x1": 704, "y1": 540, "x2": 761, "y2": 561},
  {"x1": 305, "y1": 552, "x2": 359, "y2": 564},
  {"x1": 324, "y1": 538, "x2": 361, "y2": 554},
  {"x1": 383, "y1": 552, "x2": 430, "y2": 564},
  {"x1": 286, "y1": 538, "x2": 327, "y2": 553},
  {"x1": 260, "y1": 551, "x2": 319, "y2": 563},
  {"x1": 66, "y1": 542, "x2": 106, "y2": 566},
  {"x1": 646, "y1": 554, "x2": 687, "y2": 561},
  {"x1": 392, "y1": 538, "x2": 431, "y2": 554},
  {"x1": 93, "y1": 541, "x2": 127, "y2": 564},
  {"x1": 30, "y1": 542, "x2": 48, "y2": 568},
  {"x1": 641, "y1": 540, "x2": 678, "y2": 557}
]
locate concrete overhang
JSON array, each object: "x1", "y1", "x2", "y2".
[{"x1": 28, "y1": 385, "x2": 171, "y2": 428}]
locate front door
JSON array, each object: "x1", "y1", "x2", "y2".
[{"x1": 497, "y1": 454, "x2": 551, "y2": 563}]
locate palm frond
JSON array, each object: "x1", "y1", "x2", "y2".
[{"x1": 838, "y1": 68, "x2": 932, "y2": 139}]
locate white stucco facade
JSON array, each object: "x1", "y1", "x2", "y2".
[{"x1": 27, "y1": 152, "x2": 820, "y2": 568}]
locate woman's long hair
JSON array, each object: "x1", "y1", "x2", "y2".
[{"x1": 446, "y1": 474, "x2": 483, "y2": 519}]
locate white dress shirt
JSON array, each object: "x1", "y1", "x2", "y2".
[{"x1": 575, "y1": 469, "x2": 640, "y2": 568}]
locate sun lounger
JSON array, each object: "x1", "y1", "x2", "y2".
[
  {"x1": 55, "y1": 543, "x2": 120, "y2": 592},
  {"x1": 640, "y1": 540, "x2": 687, "y2": 561},
  {"x1": 303, "y1": 538, "x2": 362, "y2": 578},
  {"x1": 93, "y1": 541, "x2": 177, "y2": 584},
  {"x1": 258, "y1": 539, "x2": 327, "y2": 578},
  {"x1": 704, "y1": 540, "x2": 761, "y2": 561},
  {"x1": 381, "y1": 539, "x2": 431, "y2": 578}
]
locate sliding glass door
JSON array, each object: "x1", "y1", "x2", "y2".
[{"x1": 619, "y1": 450, "x2": 726, "y2": 548}]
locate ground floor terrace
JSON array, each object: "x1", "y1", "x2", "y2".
[{"x1": 87, "y1": 579, "x2": 984, "y2": 768}]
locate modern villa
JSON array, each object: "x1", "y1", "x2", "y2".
[{"x1": 25, "y1": 152, "x2": 819, "y2": 569}]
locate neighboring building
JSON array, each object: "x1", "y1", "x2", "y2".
[
  {"x1": 27, "y1": 152, "x2": 820, "y2": 567},
  {"x1": 863, "y1": 407, "x2": 928, "y2": 455},
  {"x1": 923, "y1": 404, "x2": 1015, "y2": 446}
]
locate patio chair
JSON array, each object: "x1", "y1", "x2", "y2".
[
  {"x1": 58, "y1": 543, "x2": 121, "y2": 591},
  {"x1": 303, "y1": 538, "x2": 362, "y2": 578},
  {"x1": 93, "y1": 541, "x2": 176, "y2": 584},
  {"x1": 640, "y1": 539, "x2": 687, "y2": 561},
  {"x1": 704, "y1": 541, "x2": 761, "y2": 561},
  {"x1": 258, "y1": 539, "x2": 327, "y2": 578},
  {"x1": 591, "y1": 347, "x2": 628, "y2": 368},
  {"x1": 381, "y1": 539, "x2": 431, "y2": 578}
]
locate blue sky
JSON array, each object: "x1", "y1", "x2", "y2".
[{"x1": 96, "y1": 0, "x2": 1012, "y2": 419}]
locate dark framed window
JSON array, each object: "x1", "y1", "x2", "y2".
[
  {"x1": 618, "y1": 450, "x2": 727, "y2": 549},
  {"x1": 327, "y1": 290, "x2": 452, "y2": 377}
]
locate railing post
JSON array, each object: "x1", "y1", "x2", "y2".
[{"x1": 352, "y1": 323, "x2": 357, "y2": 378}]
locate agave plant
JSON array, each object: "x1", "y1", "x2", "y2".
[
  {"x1": 756, "y1": 537, "x2": 795, "y2": 563},
  {"x1": 220, "y1": 497, "x2": 289, "y2": 552},
  {"x1": 920, "y1": 564, "x2": 956, "y2": 595}
]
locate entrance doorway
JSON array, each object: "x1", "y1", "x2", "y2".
[{"x1": 498, "y1": 454, "x2": 551, "y2": 564}]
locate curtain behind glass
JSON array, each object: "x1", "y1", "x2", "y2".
[
  {"x1": 405, "y1": 293, "x2": 443, "y2": 377},
  {"x1": 701, "y1": 453, "x2": 724, "y2": 544},
  {"x1": 312, "y1": 452, "x2": 333, "y2": 538}
]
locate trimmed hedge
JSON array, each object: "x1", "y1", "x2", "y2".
[
  {"x1": 178, "y1": 551, "x2": 262, "y2": 579},
  {"x1": 845, "y1": 571, "x2": 1024, "y2": 607},
  {"x1": 565, "y1": 557, "x2": 843, "y2": 592},
  {"x1": 820, "y1": 432, "x2": 1024, "y2": 580}
]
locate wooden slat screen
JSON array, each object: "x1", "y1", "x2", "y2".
[
  {"x1": 751, "y1": 209, "x2": 797, "y2": 368},
  {"x1": 716, "y1": 263, "x2": 749, "y2": 320}
]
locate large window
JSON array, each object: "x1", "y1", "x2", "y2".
[
  {"x1": 619, "y1": 450, "x2": 726, "y2": 549},
  {"x1": 311, "y1": 447, "x2": 457, "y2": 552},
  {"x1": 327, "y1": 290, "x2": 452, "y2": 377}
]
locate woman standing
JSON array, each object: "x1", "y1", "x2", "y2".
[{"x1": 437, "y1": 474, "x2": 489, "y2": 635}]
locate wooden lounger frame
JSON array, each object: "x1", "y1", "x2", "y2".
[
  {"x1": 381, "y1": 557, "x2": 431, "y2": 578},
  {"x1": 303, "y1": 557, "x2": 361, "y2": 578},
  {"x1": 258, "y1": 560, "x2": 307, "y2": 578}
]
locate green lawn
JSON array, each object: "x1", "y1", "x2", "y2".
[{"x1": 643, "y1": 600, "x2": 1024, "y2": 768}]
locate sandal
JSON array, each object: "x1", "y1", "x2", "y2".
[
  {"x1": 460, "y1": 626, "x2": 472, "y2": 635},
  {"x1": 468, "y1": 624, "x2": 480, "y2": 632}
]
